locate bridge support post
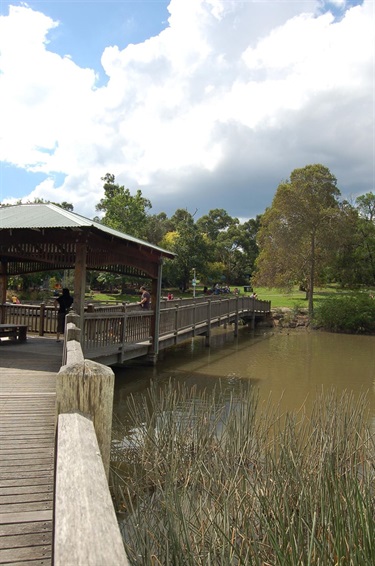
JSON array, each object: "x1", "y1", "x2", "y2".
[{"x1": 251, "y1": 313, "x2": 256, "y2": 330}]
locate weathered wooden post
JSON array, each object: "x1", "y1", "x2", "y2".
[
  {"x1": 234, "y1": 295, "x2": 239, "y2": 337},
  {"x1": 174, "y1": 303, "x2": 179, "y2": 337},
  {"x1": 57, "y1": 312, "x2": 115, "y2": 478},
  {"x1": 205, "y1": 299, "x2": 212, "y2": 346},
  {"x1": 0, "y1": 260, "x2": 7, "y2": 324},
  {"x1": 56, "y1": 359, "x2": 115, "y2": 479},
  {"x1": 39, "y1": 303, "x2": 45, "y2": 336}
]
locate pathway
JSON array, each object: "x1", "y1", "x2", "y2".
[{"x1": 0, "y1": 337, "x2": 62, "y2": 565}]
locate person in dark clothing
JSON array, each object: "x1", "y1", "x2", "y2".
[
  {"x1": 54, "y1": 288, "x2": 73, "y2": 342},
  {"x1": 138, "y1": 286, "x2": 151, "y2": 309}
]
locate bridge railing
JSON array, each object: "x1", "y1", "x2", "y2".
[
  {"x1": 1, "y1": 297, "x2": 271, "y2": 357},
  {"x1": 0, "y1": 302, "x2": 57, "y2": 334},
  {"x1": 55, "y1": 315, "x2": 129, "y2": 565}
]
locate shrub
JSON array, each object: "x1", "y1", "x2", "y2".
[{"x1": 313, "y1": 293, "x2": 375, "y2": 333}]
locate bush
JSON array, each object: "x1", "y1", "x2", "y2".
[{"x1": 313, "y1": 293, "x2": 375, "y2": 333}]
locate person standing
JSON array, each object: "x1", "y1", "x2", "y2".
[
  {"x1": 54, "y1": 288, "x2": 73, "y2": 342},
  {"x1": 138, "y1": 286, "x2": 151, "y2": 309}
]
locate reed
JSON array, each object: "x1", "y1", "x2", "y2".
[{"x1": 111, "y1": 383, "x2": 375, "y2": 565}]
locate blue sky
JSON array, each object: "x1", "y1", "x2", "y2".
[
  {"x1": 0, "y1": 0, "x2": 373, "y2": 220},
  {"x1": 23, "y1": 1, "x2": 171, "y2": 78}
]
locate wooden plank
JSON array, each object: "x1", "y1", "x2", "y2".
[
  {"x1": 0, "y1": 511, "x2": 52, "y2": 525},
  {"x1": 0, "y1": 478, "x2": 53, "y2": 489},
  {"x1": 0, "y1": 543, "x2": 51, "y2": 563},
  {"x1": 0, "y1": 471, "x2": 54, "y2": 481},
  {"x1": 0, "y1": 501, "x2": 53, "y2": 514},
  {"x1": 0, "y1": 531, "x2": 51, "y2": 550},
  {"x1": 0, "y1": 450, "x2": 54, "y2": 459},
  {"x1": 0, "y1": 441, "x2": 53, "y2": 449},
  {"x1": 0, "y1": 520, "x2": 52, "y2": 537},
  {"x1": 54, "y1": 412, "x2": 129, "y2": 566},
  {"x1": 0, "y1": 492, "x2": 53, "y2": 505},
  {"x1": 0, "y1": 485, "x2": 53, "y2": 496}
]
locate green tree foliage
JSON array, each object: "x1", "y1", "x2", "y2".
[
  {"x1": 161, "y1": 209, "x2": 210, "y2": 290},
  {"x1": 354, "y1": 192, "x2": 375, "y2": 284},
  {"x1": 144, "y1": 212, "x2": 172, "y2": 246},
  {"x1": 196, "y1": 209, "x2": 260, "y2": 285},
  {"x1": 96, "y1": 173, "x2": 151, "y2": 239},
  {"x1": 253, "y1": 164, "x2": 344, "y2": 315},
  {"x1": 196, "y1": 208, "x2": 237, "y2": 240},
  {"x1": 1, "y1": 198, "x2": 74, "y2": 211},
  {"x1": 333, "y1": 193, "x2": 375, "y2": 287}
]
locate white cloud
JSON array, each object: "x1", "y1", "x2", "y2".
[{"x1": 0, "y1": 0, "x2": 373, "y2": 219}]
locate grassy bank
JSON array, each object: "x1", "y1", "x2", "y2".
[
  {"x1": 111, "y1": 383, "x2": 374, "y2": 565},
  {"x1": 87, "y1": 285, "x2": 344, "y2": 308}
]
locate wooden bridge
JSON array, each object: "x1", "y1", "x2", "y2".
[
  {"x1": 0, "y1": 296, "x2": 271, "y2": 564},
  {"x1": 2, "y1": 295, "x2": 271, "y2": 366}
]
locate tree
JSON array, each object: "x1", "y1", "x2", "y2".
[
  {"x1": 96, "y1": 173, "x2": 151, "y2": 239},
  {"x1": 196, "y1": 209, "x2": 237, "y2": 240},
  {"x1": 160, "y1": 209, "x2": 209, "y2": 290},
  {"x1": 144, "y1": 212, "x2": 172, "y2": 245},
  {"x1": 253, "y1": 164, "x2": 343, "y2": 315}
]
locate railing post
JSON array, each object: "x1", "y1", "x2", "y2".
[
  {"x1": 193, "y1": 301, "x2": 197, "y2": 336},
  {"x1": 39, "y1": 303, "x2": 45, "y2": 336},
  {"x1": 234, "y1": 295, "x2": 239, "y2": 336},
  {"x1": 205, "y1": 299, "x2": 212, "y2": 346},
  {"x1": 120, "y1": 303, "x2": 127, "y2": 360},
  {"x1": 56, "y1": 358, "x2": 115, "y2": 479},
  {"x1": 174, "y1": 304, "x2": 179, "y2": 336},
  {"x1": 251, "y1": 297, "x2": 256, "y2": 329}
]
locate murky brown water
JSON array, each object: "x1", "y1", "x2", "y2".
[{"x1": 113, "y1": 326, "x2": 375, "y2": 429}]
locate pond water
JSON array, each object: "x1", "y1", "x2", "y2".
[{"x1": 112, "y1": 326, "x2": 375, "y2": 433}]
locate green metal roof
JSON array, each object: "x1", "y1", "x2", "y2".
[{"x1": 0, "y1": 204, "x2": 175, "y2": 258}]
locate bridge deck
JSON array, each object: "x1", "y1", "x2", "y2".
[{"x1": 0, "y1": 337, "x2": 61, "y2": 565}]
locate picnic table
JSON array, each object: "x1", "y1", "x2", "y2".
[{"x1": 0, "y1": 323, "x2": 27, "y2": 342}]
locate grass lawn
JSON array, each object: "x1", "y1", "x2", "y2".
[{"x1": 87, "y1": 285, "x2": 360, "y2": 309}]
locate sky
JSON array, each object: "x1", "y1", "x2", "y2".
[{"x1": 0, "y1": 0, "x2": 374, "y2": 222}]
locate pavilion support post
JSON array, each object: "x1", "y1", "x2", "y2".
[
  {"x1": 73, "y1": 242, "x2": 87, "y2": 322},
  {"x1": 148, "y1": 260, "x2": 163, "y2": 364},
  {"x1": 0, "y1": 261, "x2": 7, "y2": 324}
]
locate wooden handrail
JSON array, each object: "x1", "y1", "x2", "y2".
[
  {"x1": 54, "y1": 413, "x2": 129, "y2": 566},
  {"x1": 55, "y1": 315, "x2": 129, "y2": 565}
]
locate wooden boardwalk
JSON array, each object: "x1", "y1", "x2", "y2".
[{"x1": 0, "y1": 337, "x2": 62, "y2": 565}]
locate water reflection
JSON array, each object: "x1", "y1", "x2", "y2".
[{"x1": 113, "y1": 327, "x2": 375, "y2": 432}]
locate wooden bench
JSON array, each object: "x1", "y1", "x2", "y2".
[{"x1": 0, "y1": 324, "x2": 27, "y2": 342}]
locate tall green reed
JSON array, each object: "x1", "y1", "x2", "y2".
[{"x1": 111, "y1": 382, "x2": 375, "y2": 565}]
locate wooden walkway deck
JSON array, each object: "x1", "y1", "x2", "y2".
[{"x1": 0, "y1": 336, "x2": 62, "y2": 565}]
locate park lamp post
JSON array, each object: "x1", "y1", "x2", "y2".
[{"x1": 192, "y1": 267, "x2": 196, "y2": 299}]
